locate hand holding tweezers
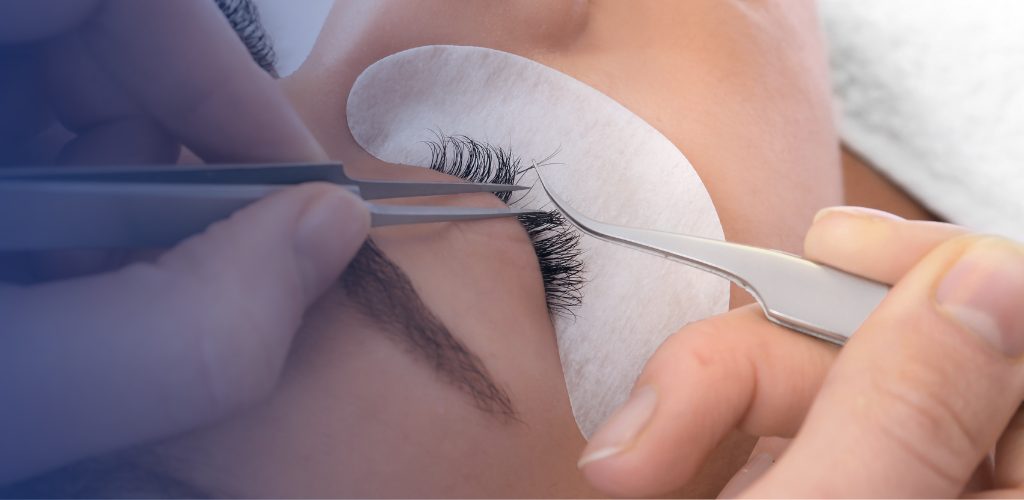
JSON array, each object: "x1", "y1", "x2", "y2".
[
  {"x1": 535, "y1": 170, "x2": 890, "y2": 346},
  {"x1": 0, "y1": 163, "x2": 542, "y2": 251}
]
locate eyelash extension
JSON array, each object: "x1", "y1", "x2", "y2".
[
  {"x1": 424, "y1": 134, "x2": 585, "y2": 316},
  {"x1": 515, "y1": 211, "x2": 585, "y2": 315}
]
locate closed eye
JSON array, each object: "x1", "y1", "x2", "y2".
[{"x1": 424, "y1": 134, "x2": 585, "y2": 316}]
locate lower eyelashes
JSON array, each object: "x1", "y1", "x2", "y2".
[{"x1": 424, "y1": 133, "x2": 585, "y2": 316}]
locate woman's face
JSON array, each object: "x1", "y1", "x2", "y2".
[{"x1": 146, "y1": 1, "x2": 841, "y2": 497}]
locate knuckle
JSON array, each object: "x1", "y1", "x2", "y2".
[
  {"x1": 644, "y1": 318, "x2": 755, "y2": 388},
  {"x1": 656, "y1": 320, "x2": 734, "y2": 370},
  {"x1": 150, "y1": 246, "x2": 292, "y2": 415},
  {"x1": 936, "y1": 233, "x2": 1002, "y2": 258},
  {"x1": 683, "y1": 337, "x2": 738, "y2": 372},
  {"x1": 865, "y1": 366, "x2": 981, "y2": 487},
  {"x1": 191, "y1": 286, "x2": 285, "y2": 414}
]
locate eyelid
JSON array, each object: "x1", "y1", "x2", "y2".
[{"x1": 424, "y1": 133, "x2": 585, "y2": 315}]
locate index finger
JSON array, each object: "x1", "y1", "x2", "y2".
[
  {"x1": 77, "y1": 0, "x2": 324, "y2": 162},
  {"x1": 577, "y1": 305, "x2": 837, "y2": 497}
]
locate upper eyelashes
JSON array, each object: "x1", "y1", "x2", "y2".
[{"x1": 424, "y1": 134, "x2": 585, "y2": 316}]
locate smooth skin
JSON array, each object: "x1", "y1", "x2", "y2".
[
  {"x1": 6, "y1": 1, "x2": 1019, "y2": 497},
  {"x1": 0, "y1": 0, "x2": 369, "y2": 485},
  {"x1": 580, "y1": 207, "x2": 1024, "y2": 498}
]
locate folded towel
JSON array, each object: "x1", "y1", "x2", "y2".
[{"x1": 820, "y1": 0, "x2": 1024, "y2": 239}]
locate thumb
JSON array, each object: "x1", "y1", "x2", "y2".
[
  {"x1": 745, "y1": 235, "x2": 1024, "y2": 498},
  {"x1": 0, "y1": 183, "x2": 369, "y2": 484}
]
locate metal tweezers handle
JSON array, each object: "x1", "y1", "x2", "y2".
[
  {"x1": 0, "y1": 182, "x2": 540, "y2": 250},
  {"x1": 596, "y1": 224, "x2": 890, "y2": 345},
  {"x1": 0, "y1": 163, "x2": 543, "y2": 250},
  {"x1": 538, "y1": 174, "x2": 890, "y2": 346},
  {"x1": 0, "y1": 162, "x2": 348, "y2": 184},
  {"x1": 0, "y1": 163, "x2": 529, "y2": 201}
]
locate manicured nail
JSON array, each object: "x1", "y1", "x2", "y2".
[
  {"x1": 813, "y1": 206, "x2": 905, "y2": 224},
  {"x1": 936, "y1": 239, "x2": 1024, "y2": 357},
  {"x1": 577, "y1": 386, "x2": 657, "y2": 469},
  {"x1": 717, "y1": 452, "x2": 775, "y2": 499}
]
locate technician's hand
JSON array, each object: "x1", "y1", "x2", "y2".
[
  {"x1": 0, "y1": 0, "x2": 369, "y2": 485},
  {"x1": 577, "y1": 207, "x2": 1024, "y2": 498}
]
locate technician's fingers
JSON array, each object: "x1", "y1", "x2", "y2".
[
  {"x1": 0, "y1": 184, "x2": 369, "y2": 485},
  {"x1": 577, "y1": 305, "x2": 837, "y2": 497},
  {"x1": 4, "y1": 0, "x2": 322, "y2": 163},
  {"x1": 76, "y1": 0, "x2": 325, "y2": 162},
  {"x1": 994, "y1": 405, "x2": 1024, "y2": 489},
  {"x1": 806, "y1": 206, "x2": 968, "y2": 284},
  {"x1": 716, "y1": 437, "x2": 789, "y2": 499},
  {"x1": 0, "y1": 47, "x2": 53, "y2": 157},
  {"x1": 0, "y1": 0, "x2": 100, "y2": 43},
  {"x1": 745, "y1": 235, "x2": 1024, "y2": 498},
  {"x1": 39, "y1": 33, "x2": 179, "y2": 165}
]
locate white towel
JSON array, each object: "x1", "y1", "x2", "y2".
[{"x1": 820, "y1": 0, "x2": 1024, "y2": 239}]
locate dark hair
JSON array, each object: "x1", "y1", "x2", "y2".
[{"x1": 214, "y1": 0, "x2": 279, "y2": 77}]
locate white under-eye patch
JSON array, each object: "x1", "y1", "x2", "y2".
[{"x1": 347, "y1": 45, "x2": 729, "y2": 438}]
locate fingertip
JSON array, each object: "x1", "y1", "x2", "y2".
[
  {"x1": 577, "y1": 309, "x2": 767, "y2": 497},
  {"x1": 805, "y1": 206, "x2": 899, "y2": 262},
  {"x1": 579, "y1": 431, "x2": 690, "y2": 499},
  {"x1": 805, "y1": 209, "x2": 969, "y2": 284},
  {"x1": 292, "y1": 184, "x2": 371, "y2": 301},
  {"x1": 579, "y1": 306, "x2": 838, "y2": 497},
  {"x1": 812, "y1": 206, "x2": 904, "y2": 225}
]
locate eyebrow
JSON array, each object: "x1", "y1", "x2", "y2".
[
  {"x1": 340, "y1": 241, "x2": 516, "y2": 420},
  {"x1": 214, "y1": 0, "x2": 279, "y2": 77},
  {"x1": 335, "y1": 136, "x2": 585, "y2": 420}
]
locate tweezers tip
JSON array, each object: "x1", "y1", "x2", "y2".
[{"x1": 510, "y1": 208, "x2": 548, "y2": 216}]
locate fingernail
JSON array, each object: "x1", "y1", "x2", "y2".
[
  {"x1": 577, "y1": 386, "x2": 657, "y2": 469},
  {"x1": 717, "y1": 452, "x2": 775, "y2": 499},
  {"x1": 936, "y1": 239, "x2": 1024, "y2": 357},
  {"x1": 295, "y1": 187, "x2": 371, "y2": 298},
  {"x1": 813, "y1": 206, "x2": 905, "y2": 224}
]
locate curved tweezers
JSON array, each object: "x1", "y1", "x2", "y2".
[{"x1": 535, "y1": 169, "x2": 889, "y2": 346}]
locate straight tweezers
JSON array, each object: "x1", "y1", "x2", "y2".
[{"x1": 0, "y1": 163, "x2": 542, "y2": 250}]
